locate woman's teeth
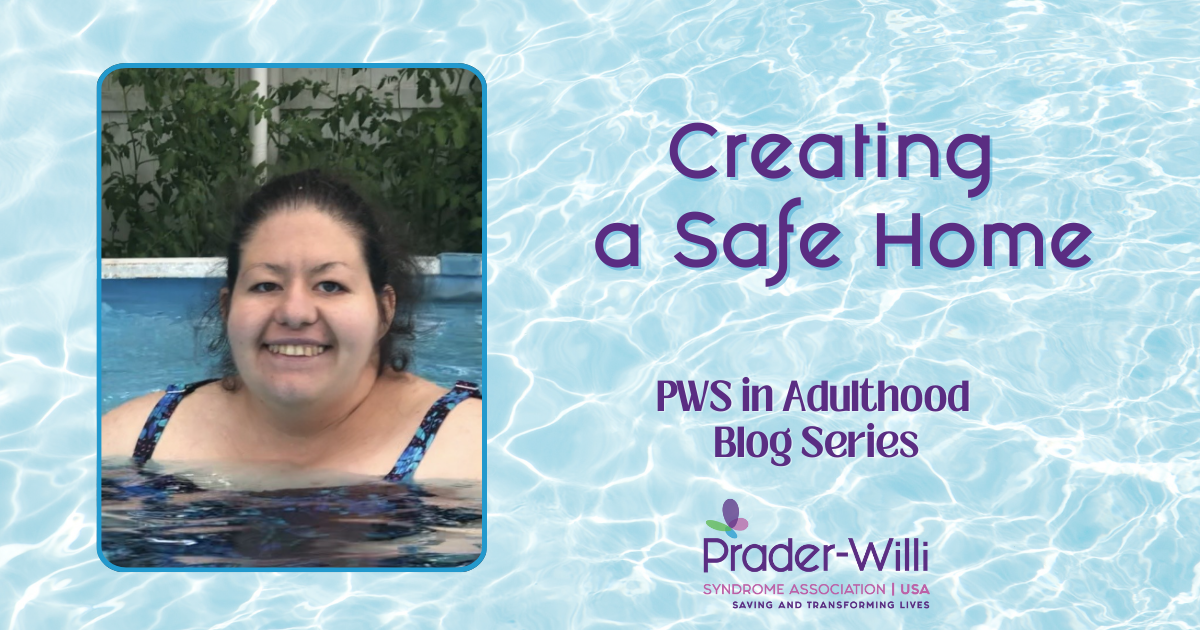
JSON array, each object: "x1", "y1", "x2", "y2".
[{"x1": 267, "y1": 344, "x2": 328, "y2": 357}]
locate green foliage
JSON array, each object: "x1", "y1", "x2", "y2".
[
  {"x1": 270, "y1": 68, "x2": 483, "y2": 254},
  {"x1": 101, "y1": 68, "x2": 483, "y2": 258},
  {"x1": 102, "y1": 68, "x2": 265, "y2": 257}
]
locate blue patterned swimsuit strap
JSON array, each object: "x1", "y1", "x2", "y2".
[
  {"x1": 384, "y1": 381, "x2": 482, "y2": 482},
  {"x1": 131, "y1": 379, "x2": 218, "y2": 466}
]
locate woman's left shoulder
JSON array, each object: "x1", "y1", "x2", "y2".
[{"x1": 403, "y1": 377, "x2": 483, "y2": 481}]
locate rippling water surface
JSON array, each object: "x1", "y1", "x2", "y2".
[
  {"x1": 1, "y1": 0, "x2": 1198, "y2": 628},
  {"x1": 101, "y1": 465, "x2": 481, "y2": 569}
]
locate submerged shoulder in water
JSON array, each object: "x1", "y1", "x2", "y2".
[{"x1": 102, "y1": 457, "x2": 486, "y2": 494}]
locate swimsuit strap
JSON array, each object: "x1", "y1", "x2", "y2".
[
  {"x1": 131, "y1": 379, "x2": 482, "y2": 479},
  {"x1": 384, "y1": 381, "x2": 482, "y2": 482},
  {"x1": 131, "y1": 379, "x2": 218, "y2": 466}
]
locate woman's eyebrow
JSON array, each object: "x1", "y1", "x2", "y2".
[
  {"x1": 244, "y1": 262, "x2": 348, "y2": 274},
  {"x1": 245, "y1": 262, "x2": 285, "y2": 274},
  {"x1": 309, "y1": 262, "x2": 348, "y2": 273}
]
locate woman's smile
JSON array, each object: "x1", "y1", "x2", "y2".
[
  {"x1": 265, "y1": 344, "x2": 330, "y2": 357},
  {"x1": 262, "y1": 336, "x2": 334, "y2": 359}
]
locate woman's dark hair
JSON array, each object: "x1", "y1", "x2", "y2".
[{"x1": 207, "y1": 169, "x2": 421, "y2": 385}]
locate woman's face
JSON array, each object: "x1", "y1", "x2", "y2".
[{"x1": 225, "y1": 206, "x2": 393, "y2": 408}]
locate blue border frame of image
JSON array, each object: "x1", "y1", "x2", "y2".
[{"x1": 94, "y1": 62, "x2": 488, "y2": 574}]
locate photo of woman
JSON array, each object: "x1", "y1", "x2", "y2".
[{"x1": 98, "y1": 67, "x2": 484, "y2": 570}]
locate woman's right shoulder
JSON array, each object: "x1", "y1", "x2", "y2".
[{"x1": 101, "y1": 390, "x2": 167, "y2": 457}]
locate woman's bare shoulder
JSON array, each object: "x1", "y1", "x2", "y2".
[
  {"x1": 375, "y1": 370, "x2": 447, "y2": 409},
  {"x1": 101, "y1": 391, "x2": 165, "y2": 457},
  {"x1": 412, "y1": 382, "x2": 483, "y2": 481}
]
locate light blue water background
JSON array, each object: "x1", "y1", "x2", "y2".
[{"x1": 2, "y1": 0, "x2": 1199, "y2": 628}]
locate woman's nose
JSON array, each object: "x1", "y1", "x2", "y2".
[{"x1": 276, "y1": 285, "x2": 318, "y2": 328}]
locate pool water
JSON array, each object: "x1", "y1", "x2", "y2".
[
  {"x1": 99, "y1": 278, "x2": 483, "y2": 568},
  {"x1": 102, "y1": 464, "x2": 482, "y2": 568}
]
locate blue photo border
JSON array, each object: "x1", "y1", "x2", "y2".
[{"x1": 94, "y1": 62, "x2": 488, "y2": 573}]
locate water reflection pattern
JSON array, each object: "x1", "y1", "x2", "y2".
[{"x1": 102, "y1": 468, "x2": 482, "y2": 568}]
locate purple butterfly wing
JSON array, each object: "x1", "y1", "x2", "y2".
[{"x1": 722, "y1": 499, "x2": 740, "y2": 529}]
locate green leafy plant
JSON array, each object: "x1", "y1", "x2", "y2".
[
  {"x1": 270, "y1": 68, "x2": 483, "y2": 254},
  {"x1": 101, "y1": 67, "x2": 483, "y2": 258},
  {"x1": 101, "y1": 68, "x2": 266, "y2": 257}
]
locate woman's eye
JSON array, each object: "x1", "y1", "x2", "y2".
[
  {"x1": 249, "y1": 282, "x2": 280, "y2": 293},
  {"x1": 316, "y1": 281, "x2": 345, "y2": 293}
]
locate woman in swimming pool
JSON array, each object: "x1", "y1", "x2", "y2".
[{"x1": 102, "y1": 170, "x2": 482, "y2": 482}]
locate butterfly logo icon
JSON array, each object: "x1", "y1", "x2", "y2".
[{"x1": 706, "y1": 498, "x2": 749, "y2": 538}]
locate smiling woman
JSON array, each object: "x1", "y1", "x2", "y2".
[{"x1": 101, "y1": 170, "x2": 483, "y2": 484}]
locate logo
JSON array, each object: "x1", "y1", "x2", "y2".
[{"x1": 705, "y1": 498, "x2": 749, "y2": 538}]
